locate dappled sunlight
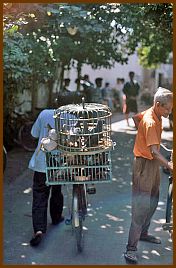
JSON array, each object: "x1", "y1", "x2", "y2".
[
  {"x1": 111, "y1": 116, "x2": 173, "y2": 141},
  {"x1": 21, "y1": 243, "x2": 29, "y2": 246},
  {"x1": 23, "y1": 187, "x2": 32, "y2": 194},
  {"x1": 141, "y1": 249, "x2": 162, "y2": 260},
  {"x1": 158, "y1": 201, "x2": 165, "y2": 205},
  {"x1": 151, "y1": 250, "x2": 160, "y2": 256},
  {"x1": 115, "y1": 230, "x2": 124, "y2": 234},
  {"x1": 115, "y1": 226, "x2": 124, "y2": 234},
  {"x1": 124, "y1": 163, "x2": 130, "y2": 167},
  {"x1": 87, "y1": 213, "x2": 93, "y2": 217},
  {"x1": 111, "y1": 118, "x2": 137, "y2": 135},
  {"x1": 168, "y1": 237, "x2": 172, "y2": 243},
  {"x1": 154, "y1": 227, "x2": 163, "y2": 232},
  {"x1": 106, "y1": 213, "x2": 124, "y2": 222},
  {"x1": 165, "y1": 246, "x2": 172, "y2": 251},
  {"x1": 152, "y1": 218, "x2": 165, "y2": 224},
  {"x1": 156, "y1": 207, "x2": 165, "y2": 211},
  {"x1": 98, "y1": 223, "x2": 115, "y2": 230},
  {"x1": 142, "y1": 255, "x2": 150, "y2": 260}
]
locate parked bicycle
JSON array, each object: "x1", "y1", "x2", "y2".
[
  {"x1": 44, "y1": 99, "x2": 115, "y2": 252},
  {"x1": 4, "y1": 108, "x2": 37, "y2": 152},
  {"x1": 161, "y1": 143, "x2": 173, "y2": 237}
]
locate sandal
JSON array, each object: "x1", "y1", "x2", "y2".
[
  {"x1": 140, "y1": 234, "x2": 161, "y2": 244},
  {"x1": 30, "y1": 232, "x2": 43, "y2": 247},
  {"x1": 124, "y1": 250, "x2": 138, "y2": 264}
]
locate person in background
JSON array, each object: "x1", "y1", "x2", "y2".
[
  {"x1": 123, "y1": 72, "x2": 140, "y2": 126},
  {"x1": 28, "y1": 97, "x2": 73, "y2": 247},
  {"x1": 62, "y1": 78, "x2": 71, "y2": 94},
  {"x1": 80, "y1": 74, "x2": 94, "y2": 102},
  {"x1": 102, "y1": 82, "x2": 114, "y2": 110},
  {"x1": 93, "y1": 77, "x2": 103, "y2": 103},
  {"x1": 124, "y1": 87, "x2": 173, "y2": 264},
  {"x1": 75, "y1": 78, "x2": 81, "y2": 92},
  {"x1": 113, "y1": 78, "x2": 125, "y2": 112}
]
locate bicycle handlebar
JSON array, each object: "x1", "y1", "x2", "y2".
[{"x1": 160, "y1": 143, "x2": 173, "y2": 152}]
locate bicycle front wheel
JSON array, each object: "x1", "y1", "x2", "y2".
[
  {"x1": 166, "y1": 179, "x2": 173, "y2": 223},
  {"x1": 18, "y1": 121, "x2": 37, "y2": 152},
  {"x1": 72, "y1": 185, "x2": 85, "y2": 252}
]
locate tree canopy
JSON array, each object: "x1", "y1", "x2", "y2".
[
  {"x1": 3, "y1": 3, "x2": 173, "y2": 92},
  {"x1": 3, "y1": 3, "x2": 173, "y2": 150}
]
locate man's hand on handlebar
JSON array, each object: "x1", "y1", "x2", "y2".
[{"x1": 167, "y1": 161, "x2": 173, "y2": 173}]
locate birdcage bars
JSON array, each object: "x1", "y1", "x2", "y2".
[
  {"x1": 45, "y1": 150, "x2": 112, "y2": 185},
  {"x1": 45, "y1": 100, "x2": 114, "y2": 185},
  {"x1": 54, "y1": 102, "x2": 112, "y2": 154}
]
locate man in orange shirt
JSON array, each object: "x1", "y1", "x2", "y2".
[{"x1": 124, "y1": 87, "x2": 173, "y2": 264}]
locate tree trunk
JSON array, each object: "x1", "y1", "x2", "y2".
[
  {"x1": 59, "y1": 62, "x2": 65, "y2": 92},
  {"x1": 76, "y1": 61, "x2": 82, "y2": 92},
  {"x1": 31, "y1": 74, "x2": 38, "y2": 116},
  {"x1": 52, "y1": 61, "x2": 62, "y2": 94},
  {"x1": 48, "y1": 78, "x2": 54, "y2": 107}
]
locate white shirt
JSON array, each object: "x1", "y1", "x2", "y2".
[
  {"x1": 28, "y1": 109, "x2": 77, "y2": 173},
  {"x1": 28, "y1": 109, "x2": 56, "y2": 172}
]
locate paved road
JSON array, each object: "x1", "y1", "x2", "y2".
[{"x1": 3, "y1": 114, "x2": 173, "y2": 265}]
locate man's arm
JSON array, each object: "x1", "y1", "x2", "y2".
[{"x1": 150, "y1": 144, "x2": 173, "y2": 172}]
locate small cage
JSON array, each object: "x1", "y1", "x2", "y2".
[
  {"x1": 54, "y1": 102, "x2": 112, "y2": 154},
  {"x1": 45, "y1": 150, "x2": 112, "y2": 185}
]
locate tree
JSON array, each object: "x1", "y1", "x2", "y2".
[
  {"x1": 3, "y1": 3, "x2": 173, "y2": 149},
  {"x1": 112, "y1": 3, "x2": 173, "y2": 68}
]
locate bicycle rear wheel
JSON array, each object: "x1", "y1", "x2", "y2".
[
  {"x1": 18, "y1": 121, "x2": 38, "y2": 152},
  {"x1": 72, "y1": 185, "x2": 87, "y2": 252}
]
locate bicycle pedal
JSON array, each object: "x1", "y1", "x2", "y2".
[{"x1": 87, "y1": 187, "x2": 96, "y2": 194}]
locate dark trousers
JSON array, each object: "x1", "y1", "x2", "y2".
[
  {"x1": 32, "y1": 171, "x2": 63, "y2": 233},
  {"x1": 127, "y1": 157, "x2": 160, "y2": 251}
]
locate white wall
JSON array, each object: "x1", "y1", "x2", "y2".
[{"x1": 66, "y1": 52, "x2": 143, "y2": 91}]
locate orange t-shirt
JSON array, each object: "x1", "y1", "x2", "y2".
[{"x1": 133, "y1": 107, "x2": 162, "y2": 159}]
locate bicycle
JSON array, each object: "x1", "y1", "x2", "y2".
[
  {"x1": 4, "y1": 109, "x2": 37, "y2": 152},
  {"x1": 68, "y1": 183, "x2": 90, "y2": 252},
  {"x1": 45, "y1": 149, "x2": 113, "y2": 252},
  {"x1": 17, "y1": 120, "x2": 38, "y2": 152},
  {"x1": 44, "y1": 100, "x2": 114, "y2": 252},
  {"x1": 161, "y1": 144, "x2": 173, "y2": 236}
]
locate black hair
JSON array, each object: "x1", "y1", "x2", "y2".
[{"x1": 129, "y1": 71, "x2": 135, "y2": 76}]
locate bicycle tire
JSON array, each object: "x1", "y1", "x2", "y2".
[
  {"x1": 166, "y1": 179, "x2": 173, "y2": 223},
  {"x1": 72, "y1": 185, "x2": 85, "y2": 252},
  {"x1": 18, "y1": 121, "x2": 38, "y2": 152}
]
